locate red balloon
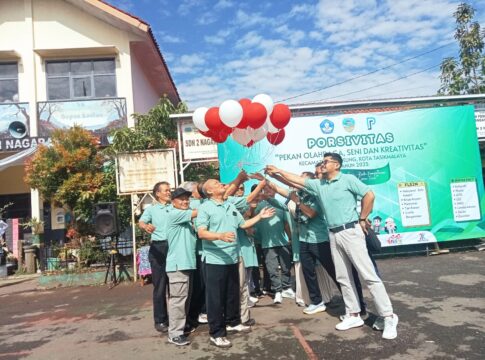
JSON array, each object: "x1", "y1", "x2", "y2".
[
  {"x1": 205, "y1": 107, "x2": 231, "y2": 133},
  {"x1": 211, "y1": 131, "x2": 230, "y2": 143},
  {"x1": 237, "y1": 98, "x2": 252, "y2": 129},
  {"x1": 200, "y1": 130, "x2": 213, "y2": 138},
  {"x1": 270, "y1": 104, "x2": 291, "y2": 129},
  {"x1": 245, "y1": 140, "x2": 255, "y2": 148},
  {"x1": 246, "y1": 102, "x2": 267, "y2": 129},
  {"x1": 266, "y1": 129, "x2": 285, "y2": 145}
]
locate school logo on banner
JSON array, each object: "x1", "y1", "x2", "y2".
[
  {"x1": 320, "y1": 119, "x2": 334, "y2": 134},
  {"x1": 342, "y1": 118, "x2": 355, "y2": 132}
]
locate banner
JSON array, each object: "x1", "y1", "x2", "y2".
[
  {"x1": 219, "y1": 105, "x2": 485, "y2": 247},
  {"x1": 178, "y1": 119, "x2": 218, "y2": 161},
  {"x1": 37, "y1": 98, "x2": 127, "y2": 146},
  {"x1": 116, "y1": 149, "x2": 177, "y2": 195}
]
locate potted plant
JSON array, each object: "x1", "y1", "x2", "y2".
[{"x1": 21, "y1": 217, "x2": 44, "y2": 246}]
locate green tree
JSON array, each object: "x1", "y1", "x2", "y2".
[
  {"x1": 24, "y1": 126, "x2": 128, "y2": 234},
  {"x1": 439, "y1": 3, "x2": 485, "y2": 95}
]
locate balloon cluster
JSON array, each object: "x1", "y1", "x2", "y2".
[{"x1": 192, "y1": 94, "x2": 291, "y2": 147}]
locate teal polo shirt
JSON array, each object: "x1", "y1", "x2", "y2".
[
  {"x1": 196, "y1": 199, "x2": 244, "y2": 265},
  {"x1": 253, "y1": 199, "x2": 289, "y2": 249},
  {"x1": 166, "y1": 208, "x2": 197, "y2": 272},
  {"x1": 139, "y1": 203, "x2": 172, "y2": 241},
  {"x1": 227, "y1": 196, "x2": 248, "y2": 213},
  {"x1": 190, "y1": 198, "x2": 205, "y2": 256},
  {"x1": 304, "y1": 172, "x2": 370, "y2": 228},
  {"x1": 295, "y1": 191, "x2": 329, "y2": 243}
]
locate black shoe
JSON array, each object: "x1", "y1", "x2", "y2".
[
  {"x1": 184, "y1": 324, "x2": 197, "y2": 335},
  {"x1": 243, "y1": 318, "x2": 256, "y2": 326},
  {"x1": 155, "y1": 323, "x2": 169, "y2": 333},
  {"x1": 168, "y1": 335, "x2": 190, "y2": 346}
]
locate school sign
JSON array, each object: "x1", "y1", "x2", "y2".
[{"x1": 219, "y1": 105, "x2": 485, "y2": 247}]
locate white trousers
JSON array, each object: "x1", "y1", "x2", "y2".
[{"x1": 329, "y1": 225, "x2": 393, "y2": 317}]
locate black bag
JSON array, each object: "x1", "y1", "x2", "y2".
[{"x1": 365, "y1": 227, "x2": 381, "y2": 253}]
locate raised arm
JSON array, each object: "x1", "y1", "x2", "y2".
[
  {"x1": 246, "y1": 178, "x2": 266, "y2": 204},
  {"x1": 223, "y1": 170, "x2": 249, "y2": 199},
  {"x1": 265, "y1": 165, "x2": 306, "y2": 187},
  {"x1": 240, "y1": 207, "x2": 275, "y2": 229},
  {"x1": 271, "y1": 173, "x2": 304, "y2": 191}
]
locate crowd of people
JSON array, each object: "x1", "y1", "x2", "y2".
[{"x1": 138, "y1": 152, "x2": 399, "y2": 348}]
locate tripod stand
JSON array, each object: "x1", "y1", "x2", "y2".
[{"x1": 104, "y1": 236, "x2": 132, "y2": 288}]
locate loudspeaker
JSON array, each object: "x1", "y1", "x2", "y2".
[{"x1": 94, "y1": 202, "x2": 119, "y2": 237}]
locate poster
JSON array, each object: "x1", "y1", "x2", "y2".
[{"x1": 219, "y1": 105, "x2": 485, "y2": 247}]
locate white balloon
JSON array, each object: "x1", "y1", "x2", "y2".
[
  {"x1": 231, "y1": 128, "x2": 252, "y2": 146},
  {"x1": 248, "y1": 125, "x2": 267, "y2": 142},
  {"x1": 219, "y1": 100, "x2": 243, "y2": 128},
  {"x1": 265, "y1": 116, "x2": 279, "y2": 133},
  {"x1": 252, "y1": 93, "x2": 274, "y2": 115},
  {"x1": 192, "y1": 107, "x2": 209, "y2": 132}
]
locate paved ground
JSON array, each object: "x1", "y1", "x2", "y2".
[{"x1": 0, "y1": 250, "x2": 484, "y2": 360}]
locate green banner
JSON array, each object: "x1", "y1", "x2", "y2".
[{"x1": 219, "y1": 105, "x2": 485, "y2": 247}]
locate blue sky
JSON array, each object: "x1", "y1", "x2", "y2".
[{"x1": 108, "y1": 0, "x2": 485, "y2": 110}]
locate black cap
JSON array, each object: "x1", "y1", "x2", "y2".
[{"x1": 171, "y1": 187, "x2": 192, "y2": 199}]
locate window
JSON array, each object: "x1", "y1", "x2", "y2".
[
  {"x1": 0, "y1": 62, "x2": 19, "y2": 103},
  {"x1": 46, "y1": 59, "x2": 117, "y2": 100}
]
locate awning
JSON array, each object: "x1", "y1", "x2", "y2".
[{"x1": 0, "y1": 146, "x2": 37, "y2": 172}]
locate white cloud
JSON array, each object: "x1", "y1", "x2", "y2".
[
  {"x1": 274, "y1": 25, "x2": 305, "y2": 46},
  {"x1": 234, "y1": 10, "x2": 271, "y2": 28},
  {"x1": 288, "y1": 3, "x2": 315, "y2": 18},
  {"x1": 178, "y1": 0, "x2": 202, "y2": 16},
  {"x1": 156, "y1": 31, "x2": 184, "y2": 44},
  {"x1": 171, "y1": 54, "x2": 206, "y2": 74},
  {"x1": 204, "y1": 29, "x2": 232, "y2": 45},
  {"x1": 214, "y1": 0, "x2": 234, "y2": 10}
]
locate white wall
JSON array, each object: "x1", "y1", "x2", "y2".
[{"x1": 131, "y1": 50, "x2": 160, "y2": 114}]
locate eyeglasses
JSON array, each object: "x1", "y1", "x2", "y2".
[{"x1": 322, "y1": 160, "x2": 338, "y2": 166}]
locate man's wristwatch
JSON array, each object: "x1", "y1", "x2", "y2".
[{"x1": 359, "y1": 218, "x2": 367, "y2": 222}]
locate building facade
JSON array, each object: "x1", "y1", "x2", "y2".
[{"x1": 0, "y1": 0, "x2": 179, "y2": 235}]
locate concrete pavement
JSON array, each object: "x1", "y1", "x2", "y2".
[{"x1": 0, "y1": 251, "x2": 484, "y2": 359}]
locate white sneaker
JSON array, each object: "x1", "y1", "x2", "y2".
[
  {"x1": 373, "y1": 316, "x2": 385, "y2": 331},
  {"x1": 382, "y1": 314, "x2": 398, "y2": 340},
  {"x1": 303, "y1": 302, "x2": 326, "y2": 315},
  {"x1": 281, "y1": 288, "x2": 296, "y2": 299},
  {"x1": 226, "y1": 324, "x2": 251, "y2": 332},
  {"x1": 210, "y1": 336, "x2": 232, "y2": 348},
  {"x1": 296, "y1": 299, "x2": 306, "y2": 307},
  {"x1": 198, "y1": 313, "x2": 208, "y2": 324},
  {"x1": 339, "y1": 313, "x2": 350, "y2": 321},
  {"x1": 249, "y1": 296, "x2": 259, "y2": 303},
  {"x1": 248, "y1": 300, "x2": 256, "y2": 308},
  {"x1": 335, "y1": 315, "x2": 364, "y2": 330},
  {"x1": 274, "y1": 292, "x2": 282, "y2": 304}
]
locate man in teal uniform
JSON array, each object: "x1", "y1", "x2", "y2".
[
  {"x1": 165, "y1": 188, "x2": 198, "y2": 346},
  {"x1": 138, "y1": 181, "x2": 172, "y2": 333},
  {"x1": 196, "y1": 179, "x2": 274, "y2": 348},
  {"x1": 265, "y1": 152, "x2": 399, "y2": 340},
  {"x1": 182, "y1": 181, "x2": 208, "y2": 327},
  {"x1": 252, "y1": 184, "x2": 294, "y2": 304}
]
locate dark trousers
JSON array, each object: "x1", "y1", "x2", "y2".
[
  {"x1": 263, "y1": 245, "x2": 292, "y2": 293},
  {"x1": 252, "y1": 244, "x2": 271, "y2": 294},
  {"x1": 148, "y1": 241, "x2": 169, "y2": 325},
  {"x1": 300, "y1": 241, "x2": 366, "y2": 310},
  {"x1": 187, "y1": 254, "x2": 206, "y2": 326},
  {"x1": 205, "y1": 262, "x2": 240, "y2": 338}
]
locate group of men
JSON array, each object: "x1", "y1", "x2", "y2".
[{"x1": 138, "y1": 152, "x2": 399, "y2": 348}]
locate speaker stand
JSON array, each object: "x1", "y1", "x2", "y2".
[{"x1": 104, "y1": 241, "x2": 132, "y2": 289}]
